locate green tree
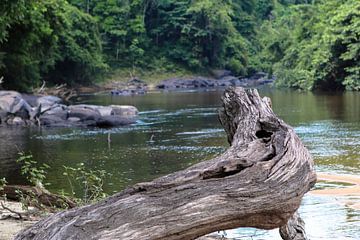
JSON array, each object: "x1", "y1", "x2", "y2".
[
  {"x1": 0, "y1": 0, "x2": 106, "y2": 90},
  {"x1": 258, "y1": 0, "x2": 360, "y2": 90}
]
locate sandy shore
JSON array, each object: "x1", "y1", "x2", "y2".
[
  {"x1": 311, "y1": 173, "x2": 360, "y2": 210},
  {"x1": 0, "y1": 201, "x2": 38, "y2": 240}
]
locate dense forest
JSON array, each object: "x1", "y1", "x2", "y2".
[{"x1": 0, "y1": 0, "x2": 359, "y2": 91}]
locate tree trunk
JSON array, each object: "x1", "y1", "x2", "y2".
[{"x1": 15, "y1": 87, "x2": 316, "y2": 240}]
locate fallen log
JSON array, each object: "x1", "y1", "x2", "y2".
[
  {"x1": 1, "y1": 185, "x2": 77, "y2": 211},
  {"x1": 15, "y1": 87, "x2": 316, "y2": 240}
]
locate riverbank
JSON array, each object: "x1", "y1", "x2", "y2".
[
  {"x1": 75, "y1": 68, "x2": 274, "y2": 95},
  {"x1": 0, "y1": 91, "x2": 138, "y2": 128},
  {"x1": 0, "y1": 201, "x2": 40, "y2": 240}
]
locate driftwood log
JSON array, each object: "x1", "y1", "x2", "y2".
[
  {"x1": 15, "y1": 87, "x2": 316, "y2": 240},
  {"x1": 1, "y1": 185, "x2": 76, "y2": 210}
]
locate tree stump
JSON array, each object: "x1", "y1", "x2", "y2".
[{"x1": 15, "y1": 87, "x2": 316, "y2": 240}]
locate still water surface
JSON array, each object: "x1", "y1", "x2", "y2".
[{"x1": 0, "y1": 88, "x2": 359, "y2": 239}]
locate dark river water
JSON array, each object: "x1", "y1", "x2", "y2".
[{"x1": 1, "y1": 87, "x2": 359, "y2": 239}]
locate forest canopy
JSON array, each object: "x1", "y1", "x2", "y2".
[{"x1": 0, "y1": 0, "x2": 359, "y2": 91}]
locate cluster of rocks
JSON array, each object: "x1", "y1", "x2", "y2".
[
  {"x1": 110, "y1": 78, "x2": 148, "y2": 96},
  {"x1": 156, "y1": 72, "x2": 274, "y2": 90},
  {"x1": 0, "y1": 91, "x2": 138, "y2": 127}
]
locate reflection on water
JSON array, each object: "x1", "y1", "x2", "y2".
[{"x1": 0, "y1": 88, "x2": 359, "y2": 239}]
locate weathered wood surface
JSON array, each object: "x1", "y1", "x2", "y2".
[
  {"x1": 15, "y1": 87, "x2": 316, "y2": 240},
  {"x1": 280, "y1": 212, "x2": 308, "y2": 240}
]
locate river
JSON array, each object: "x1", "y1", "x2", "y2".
[{"x1": 0, "y1": 87, "x2": 359, "y2": 239}]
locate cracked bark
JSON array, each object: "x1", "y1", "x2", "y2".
[{"x1": 15, "y1": 87, "x2": 316, "y2": 240}]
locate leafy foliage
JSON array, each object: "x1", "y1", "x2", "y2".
[
  {"x1": 16, "y1": 152, "x2": 50, "y2": 189},
  {"x1": 0, "y1": 0, "x2": 106, "y2": 91},
  {"x1": 63, "y1": 163, "x2": 110, "y2": 204},
  {"x1": 0, "y1": 0, "x2": 359, "y2": 91},
  {"x1": 259, "y1": 0, "x2": 360, "y2": 90}
]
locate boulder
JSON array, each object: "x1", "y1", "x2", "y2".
[
  {"x1": 110, "y1": 105, "x2": 138, "y2": 116},
  {"x1": 41, "y1": 104, "x2": 68, "y2": 120},
  {"x1": 97, "y1": 106, "x2": 113, "y2": 117},
  {"x1": 8, "y1": 116, "x2": 25, "y2": 126},
  {"x1": 0, "y1": 91, "x2": 22, "y2": 112},
  {"x1": 21, "y1": 94, "x2": 39, "y2": 107},
  {"x1": 68, "y1": 105, "x2": 115, "y2": 117},
  {"x1": 37, "y1": 96, "x2": 62, "y2": 112},
  {"x1": 0, "y1": 91, "x2": 35, "y2": 120},
  {"x1": 68, "y1": 105, "x2": 101, "y2": 121},
  {"x1": 67, "y1": 117, "x2": 81, "y2": 123},
  {"x1": 0, "y1": 91, "x2": 138, "y2": 128}
]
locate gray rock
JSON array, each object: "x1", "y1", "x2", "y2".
[
  {"x1": 0, "y1": 91, "x2": 138, "y2": 128},
  {"x1": 110, "y1": 78, "x2": 148, "y2": 96},
  {"x1": 68, "y1": 105, "x2": 101, "y2": 121},
  {"x1": 6, "y1": 116, "x2": 26, "y2": 126},
  {"x1": 110, "y1": 105, "x2": 138, "y2": 116},
  {"x1": 21, "y1": 94, "x2": 39, "y2": 107},
  {"x1": 80, "y1": 120, "x2": 98, "y2": 127},
  {"x1": 72, "y1": 105, "x2": 113, "y2": 117},
  {"x1": 11, "y1": 117, "x2": 25, "y2": 126},
  {"x1": 0, "y1": 110, "x2": 7, "y2": 124},
  {"x1": 0, "y1": 91, "x2": 25, "y2": 113},
  {"x1": 42, "y1": 104, "x2": 68, "y2": 120},
  {"x1": 6, "y1": 117, "x2": 26, "y2": 126},
  {"x1": 39, "y1": 115, "x2": 67, "y2": 127},
  {"x1": 37, "y1": 96, "x2": 62, "y2": 112},
  {"x1": 67, "y1": 117, "x2": 81, "y2": 122},
  {"x1": 0, "y1": 91, "x2": 34, "y2": 119},
  {"x1": 97, "y1": 106, "x2": 113, "y2": 117},
  {"x1": 156, "y1": 73, "x2": 274, "y2": 90}
]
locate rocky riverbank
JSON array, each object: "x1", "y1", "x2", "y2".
[
  {"x1": 105, "y1": 71, "x2": 274, "y2": 96},
  {"x1": 0, "y1": 91, "x2": 138, "y2": 128},
  {"x1": 156, "y1": 72, "x2": 274, "y2": 90}
]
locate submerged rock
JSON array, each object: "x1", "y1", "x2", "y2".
[{"x1": 0, "y1": 90, "x2": 138, "y2": 128}]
